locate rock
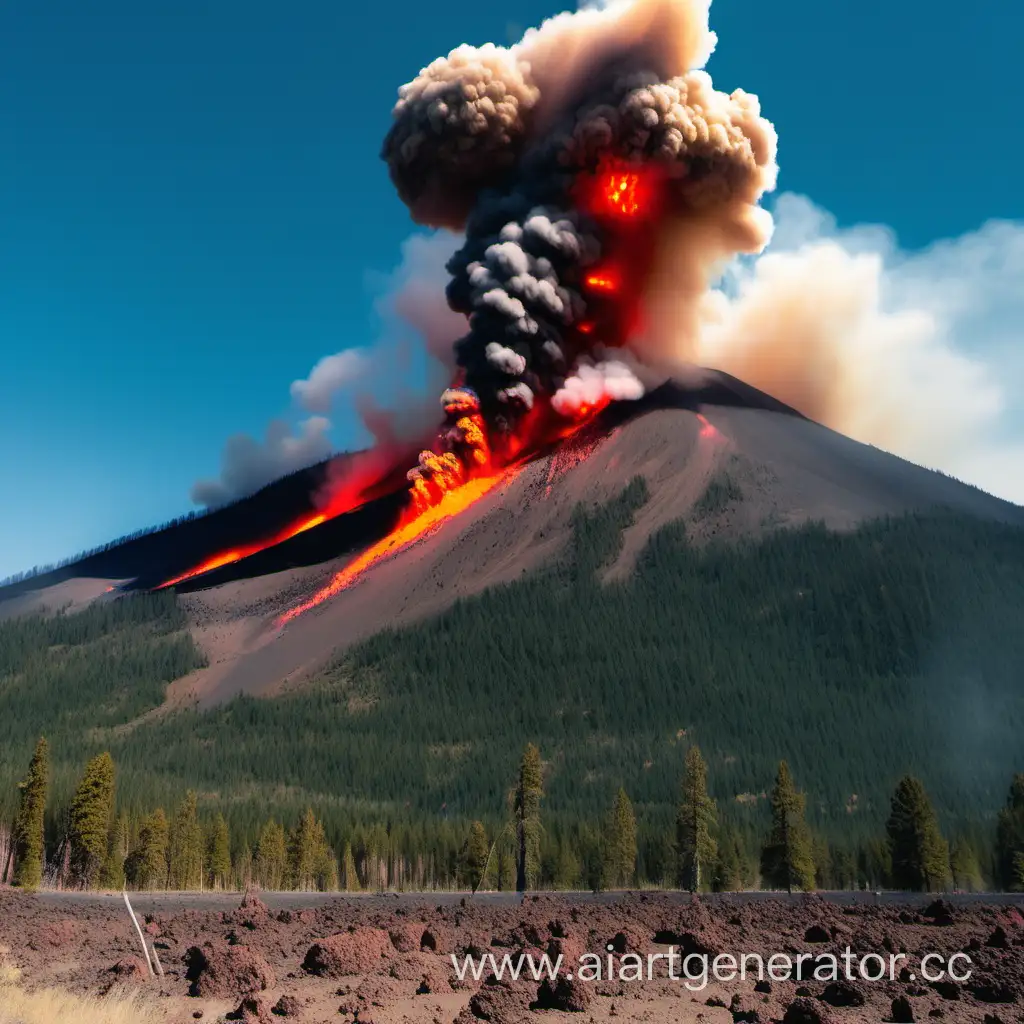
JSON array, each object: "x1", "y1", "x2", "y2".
[
  {"x1": 922, "y1": 900, "x2": 955, "y2": 926},
  {"x1": 782, "y1": 997, "x2": 837, "y2": 1024},
  {"x1": 534, "y1": 975, "x2": 591, "y2": 1012},
  {"x1": 239, "y1": 891, "x2": 270, "y2": 916},
  {"x1": 227, "y1": 995, "x2": 273, "y2": 1023},
  {"x1": 987, "y1": 926, "x2": 1010, "y2": 949},
  {"x1": 301, "y1": 927, "x2": 392, "y2": 977},
  {"x1": 804, "y1": 925, "x2": 831, "y2": 943},
  {"x1": 970, "y1": 981, "x2": 1018, "y2": 1004},
  {"x1": 754, "y1": 979, "x2": 772, "y2": 994},
  {"x1": 465, "y1": 979, "x2": 534, "y2": 1022},
  {"x1": 271, "y1": 994, "x2": 302, "y2": 1017},
  {"x1": 819, "y1": 979, "x2": 865, "y2": 1007},
  {"x1": 184, "y1": 942, "x2": 275, "y2": 998},
  {"x1": 891, "y1": 995, "x2": 915, "y2": 1023},
  {"x1": 929, "y1": 979, "x2": 960, "y2": 1000}
]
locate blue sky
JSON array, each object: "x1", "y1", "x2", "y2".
[{"x1": 1, "y1": 0, "x2": 1021, "y2": 579}]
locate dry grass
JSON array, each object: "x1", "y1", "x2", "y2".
[{"x1": 0, "y1": 957, "x2": 167, "y2": 1024}]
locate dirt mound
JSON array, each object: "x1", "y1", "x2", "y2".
[
  {"x1": 184, "y1": 941, "x2": 276, "y2": 997},
  {"x1": 301, "y1": 926, "x2": 392, "y2": 977}
]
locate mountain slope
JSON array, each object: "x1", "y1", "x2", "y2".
[{"x1": 163, "y1": 373, "x2": 1024, "y2": 707}]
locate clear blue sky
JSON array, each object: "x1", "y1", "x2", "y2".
[{"x1": 1, "y1": 0, "x2": 1020, "y2": 579}]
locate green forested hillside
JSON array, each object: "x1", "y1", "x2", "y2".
[{"x1": 2, "y1": 481, "x2": 1024, "y2": 883}]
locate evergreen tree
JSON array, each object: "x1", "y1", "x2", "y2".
[
  {"x1": 100, "y1": 814, "x2": 129, "y2": 890},
  {"x1": 464, "y1": 821, "x2": 489, "y2": 893},
  {"x1": 554, "y1": 838, "x2": 581, "y2": 889},
  {"x1": 761, "y1": 761, "x2": 815, "y2": 892},
  {"x1": 676, "y1": 746, "x2": 717, "y2": 892},
  {"x1": 996, "y1": 774, "x2": 1024, "y2": 891},
  {"x1": 886, "y1": 776, "x2": 949, "y2": 892},
  {"x1": 13, "y1": 737, "x2": 49, "y2": 890},
  {"x1": 68, "y1": 752, "x2": 116, "y2": 888},
  {"x1": 288, "y1": 809, "x2": 337, "y2": 891},
  {"x1": 513, "y1": 743, "x2": 543, "y2": 892},
  {"x1": 949, "y1": 837, "x2": 984, "y2": 893},
  {"x1": 168, "y1": 791, "x2": 203, "y2": 890},
  {"x1": 341, "y1": 841, "x2": 360, "y2": 892},
  {"x1": 207, "y1": 813, "x2": 231, "y2": 890},
  {"x1": 125, "y1": 808, "x2": 169, "y2": 889},
  {"x1": 713, "y1": 825, "x2": 747, "y2": 892},
  {"x1": 255, "y1": 819, "x2": 287, "y2": 890},
  {"x1": 602, "y1": 787, "x2": 637, "y2": 889}
]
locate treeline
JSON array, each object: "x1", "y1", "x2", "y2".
[{"x1": 6, "y1": 737, "x2": 1024, "y2": 894}]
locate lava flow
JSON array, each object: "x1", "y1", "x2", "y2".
[
  {"x1": 157, "y1": 512, "x2": 328, "y2": 589},
  {"x1": 276, "y1": 468, "x2": 518, "y2": 627}
]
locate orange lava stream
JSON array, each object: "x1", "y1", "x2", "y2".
[
  {"x1": 157, "y1": 512, "x2": 328, "y2": 589},
  {"x1": 276, "y1": 468, "x2": 519, "y2": 627}
]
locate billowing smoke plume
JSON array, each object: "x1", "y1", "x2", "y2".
[{"x1": 383, "y1": 0, "x2": 777, "y2": 481}]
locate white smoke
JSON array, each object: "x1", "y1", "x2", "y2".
[
  {"x1": 191, "y1": 230, "x2": 465, "y2": 508},
  {"x1": 190, "y1": 416, "x2": 333, "y2": 507},
  {"x1": 290, "y1": 349, "x2": 369, "y2": 414},
  {"x1": 551, "y1": 356, "x2": 646, "y2": 418},
  {"x1": 695, "y1": 193, "x2": 1024, "y2": 505}
]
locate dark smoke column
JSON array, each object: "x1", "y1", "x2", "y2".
[{"x1": 382, "y1": 0, "x2": 779, "y2": 490}]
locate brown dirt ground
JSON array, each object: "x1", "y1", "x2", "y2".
[{"x1": 2, "y1": 889, "x2": 1023, "y2": 1023}]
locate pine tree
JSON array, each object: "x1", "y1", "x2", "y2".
[
  {"x1": 341, "y1": 841, "x2": 360, "y2": 892},
  {"x1": 207, "y1": 814, "x2": 231, "y2": 890},
  {"x1": 513, "y1": 743, "x2": 543, "y2": 893},
  {"x1": 602, "y1": 787, "x2": 637, "y2": 889},
  {"x1": 168, "y1": 791, "x2": 203, "y2": 890},
  {"x1": 288, "y1": 809, "x2": 337, "y2": 891},
  {"x1": 13, "y1": 737, "x2": 49, "y2": 891},
  {"x1": 554, "y1": 838, "x2": 580, "y2": 890},
  {"x1": 761, "y1": 761, "x2": 815, "y2": 892},
  {"x1": 887, "y1": 776, "x2": 949, "y2": 892},
  {"x1": 676, "y1": 746, "x2": 717, "y2": 892},
  {"x1": 996, "y1": 774, "x2": 1024, "y2": 891},
  {"x1": 126, "y1": 808, "x2": 169, "y2": 889},
  {"x1": 713, "y1": 826, "x2": 746, "y2": 892},
  {"x1": 949, "y1": 837, "x2": 984, "y2": 893},
  {"x1": 464, "y1": 821, "x2": 489, "y2": 893},
  {"x1": 100, "y1": 814, "x2": 129, "y2": 890},
  {"x1": 68, "y1": 752, "x2": 116, "y2": 889},
  {"x1": 255, "y1": 819, "x2": 287, "y2": 890}
]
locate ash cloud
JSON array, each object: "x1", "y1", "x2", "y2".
[{"x1": 291, "y1": 349, "x2": 369, "y2": 414}]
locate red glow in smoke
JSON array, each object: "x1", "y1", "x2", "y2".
[
  {"x1": 696, "y1": 413, "x2": 719, "y2": 440},
  {"x1": 585, "y1": 270, "x2": 619, "y2": 293},
  {"x1": 582, "y1": 161, "x2": 657, "y2": 221}
]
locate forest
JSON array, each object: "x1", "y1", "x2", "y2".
[{"x1": 2, "y1": 477, "x2": 1024, "y2": 891}]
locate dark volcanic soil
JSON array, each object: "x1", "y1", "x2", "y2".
[{"x1": 3, "y1": 889, "x2": 1024, "y2": 1022}]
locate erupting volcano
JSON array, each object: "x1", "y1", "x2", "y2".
[{"x1": 159, "y1": 0, "x2": 779, "y2": 605}]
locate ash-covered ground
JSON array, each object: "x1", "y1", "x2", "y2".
[{"x1": 2, "y1": 889, "x2": 1024, "y2": 1022}]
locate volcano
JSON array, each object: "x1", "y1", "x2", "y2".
[{"x1": 2, "y1": 371, "x2": 1020, "y2": 707}]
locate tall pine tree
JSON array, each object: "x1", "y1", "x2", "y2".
[
  {"x1": 513, "y1": 743, "x2": 543, "y2": 893},
  {"x1": 126, "y1": 808, "x2": 169, "y2": 889},
  {"x1": 676, "y1": 746, "x2": 717, "y2": 892},
  {"x1": 169, "y1": 791, "x2": 203, "y2": 890},
  {"x1": 464, "y1": 821, "x2": 489, "y2": 893},
  {"x1": 761, "y1": 761, "x2": 815, "y2": 892},
  {"x1": 887, "y1": 776, "x2": 949, "y2": 892},
  {"x1": 255, "y1": 819, "x2": 287, "y2": 890},
  {"x1": 602, "y1": 787, "x2": 638, "y2": 889},
  {"x1": 68, "y1": 752, "x2": 116, "y2": 889},
  {"x1": 207, "y1": 814, "x2": 232, "y2": 890},
  {"x1": 13, "y1": 737, "x2": 49, "y2": 891},
  {"x1": 996, "y1": 774, "x2": 1024, "y2": 891}
]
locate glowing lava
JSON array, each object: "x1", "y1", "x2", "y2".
[
  {"x1": 696, "y1": 413, "x2": 719, "y2": 440},
  {"x1": 603, "y1": 170, "x2": 642, "y2": 216},
  {"x1": 157, "y1": 512, "x2": 328, "y2": 589},
  {"x1": 585, "y1": 271, "x2": 619, "y2": 293},
  {"x1": 276, "y1": 469, "x2": 518, "y2": 626}
]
